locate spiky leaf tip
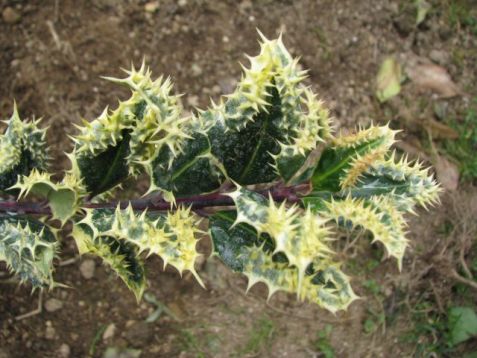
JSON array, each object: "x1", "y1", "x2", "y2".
[
  {"x1": 75, "y1": 205, "x2": 204, "y2": 289},
  {"x1": 227, "y1": 186, "x2": 335, "y2": 290},
  {"x1": 312, "y1": 123, "x2": 399, "y2": 192},
  {"x1": 72, "y1": 223, "x2": 146, "y2": 301},
  {"x1": 322, "y1": 195, "x2": 408, "y2": 270},
  {"x1": 0, "y1": 103, "x2": 49, "y2": 193},
  {"x1": 12, "y1": 170, "x2": 86, "y2": 225},
  {"x1": 362, "y1": 152, "x2": 441, "y2": 211},
  {"x1": 241, "y1": 245, "x2": 357, "y2": 313},
  {"x1": 0, "y1": 215, "x2": 58, "y2": 290}
]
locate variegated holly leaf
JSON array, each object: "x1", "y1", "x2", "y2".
[
  {"x1": 226, "y1": 186, "x2": 334, "y2": 293},
  {"x1": 0, "y1": 215, "x2": 58, "y2": 289},
  {"x1": 72, "y1": 223, "x2": 146, "y2": 300},
  {"x1": 12, "y1": 170, "x2": 86, "y2": 225},
  {"x1": 209, "y1": 211, "x2": 357, "y2": 313},
  {"x1": 312, "y1": 124, "x2": 398, "y2": 192},
  {"x1": 69, "y1": 63, "x2": 190, "y2": 198},
  {"x1": 145, "y1": 33, "x2": 331, "y2": 201},
  {"x1": 305, "y1": 195, "x2": 408, "y2": 270},
  {"x1": 341, "y1": 152, "x2": 441, "y2": 211},
  {"x1": 0, "y1": 104, "x2": 48, "y2": 194},
  {"x1": 72, "y1": 205, "x2": 204, "y2": 299}
]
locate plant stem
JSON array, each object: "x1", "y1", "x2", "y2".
[{"x1": 0, "y1": 183, "x2": 310, "y2": 215}]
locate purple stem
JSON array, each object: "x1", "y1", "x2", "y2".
[{"x1": 0, "y1": 183, "x2": 310, "y2": 216}]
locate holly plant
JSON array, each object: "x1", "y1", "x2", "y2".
[{"x1": 0, "y1": 33, "x2": 440, "y2": 313}]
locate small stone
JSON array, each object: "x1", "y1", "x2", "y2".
[
  {"x1": 429, "y1": 49, "x2": 450, "y2": 66},
  {"x1": 45, "y1": 322, "x2": 56, "y2": 340},
  {"x1": 102, "y1": 323, "x2": 116, "y2": 341},
  {"x1": 191, "y1": 63, "x2": 202, "y2": 77},
  {"x1": 187, "y1": 95, "x2": 199, "y2": 107},
  {"x1": 392, "y1": 5, "x2": 415, "y2": 37},
  {"x1": 239, "y1": 0, "x2": 252, "y2": 13},
  {"x1": 212, "y1": 85, "x2": 221, "y2": 94},
  {"x1": 44, "y1": 298, "x2": 63, "y2": 312},
  {"x1": 218, "y1": 77, "x2": 237, "y2": 94},
  {"x1": 124, "y1": 322, "x2": 154, "y2": 347},
  {"x1": 144, "y1": 1, "x2": 160, "y2": 13},
  {"x1": 79, "y1": 259, "x2": 96, "y2": 279},
  {"x1": 58, "y1": 344, "x2": 70, "y2": 358},
  {"x1": 2, "y1": 7, "x2": 20, "y2": 24},
  {"x1": 178, "y1": 0, "x2": 187, "y2": 7}
]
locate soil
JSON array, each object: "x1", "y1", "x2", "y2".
[{"x1": 1, "y1": 0, "x2": 476, "y2": 357}]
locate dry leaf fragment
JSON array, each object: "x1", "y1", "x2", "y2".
[
  {"x1": 434, "y1": 156, "x2": 459, "y2": 191},
  {"x1": 407, "y1": 63, "x2": 460, "y2": 98},
  {"x1": 424, "y1": 119, "x2": 459, "y2": 139},
  {"x1": 376, "y1": 57, "x2": 402, "y2": 102},
  {"x1": 416, "y1": 0, "x2": 431, "y2": 25}
]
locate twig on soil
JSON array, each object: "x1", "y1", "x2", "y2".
[
  {"x1": 449, "y1": 269, "x2": 477, "y2": 290},
  {"x1": 59, "y1": 256, "x2": 80, "y2": 266},
  {"x1": 46, "y1": 20, "x2": 76, "y2": 60},
  {"x1": 15, "y1": 290, "x2": 43, "y2": 321}
]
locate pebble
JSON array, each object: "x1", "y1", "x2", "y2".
[
  {"x1": 102, "y1": 323, "x2": 116, "y2": 341},
  {"x1": 124, "y1": 321, "x2": 154, "y2": 346},
  {"x1": 2, "y1": 7, "x2": 21, "y2": 24},
  {"x1": 44, "y1": 298, "x2": 63, "y2": 312},
  {"x1": 178, "y1": 0, "x2": 187, "y2": 7},
  {"x1": 429, "y1": 49, "x2": 449, "y2": 66},
  {"x1": 45, "y1": 321, "x2": 56, "y2": 340},
  {"x1": 58, "y1": 344, "x2": 71, "y2": 358},
  {"x1": 144, "y1": 1, "x2": 159, "y2": 13},
  {"x1": 191, "y1": 63, "x2": 202, "y2": 77},
  {"x1": 79, "y1": 259, "x2": 96, "y2": 279},
  {"x1": 187, "y1": 95, "x2": 199, "y2": 107}
]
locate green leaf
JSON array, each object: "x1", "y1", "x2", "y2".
[
  {"x1": 209, "y1": 86, "x2": 287, "y2": 185},
  {"x1": 147, "y1": 34, "x2": 330, "y2": 199},
  {"x1": 448, "y1": 306, "x2": 477, "y2": 346},
  {"x1": 0, "y1": 104, "x2": 48, "y2": 194},
  {"x1": 12, "y1": 170, "x2": 86, "y2": 226},
  {"x1": 72, "y1": 205, "x2": 204, "y2": 299},
  {"x1": 150, "y1": 132, "x2": 224, "y2": 197},
  {"x1": 307, "y1": 195, "x2": 408, "y2": 270},
  {"x1": 70, "y1": 64, "x2": 191, "y2": 198},
  {"x1": 209, "y1": 212, "x2": 357, "y2": 312},
  {"x1": 311, "y1": 125, "x2": 397, "y2": 192},
  {"x1": 342, "y1": 153, "x2": 441, "y2": 212},
  {"x1": 376, "y1": 57, "x2": 401, "y2": 103},
  {"x1": 210, "y1": 211, "x2": 275, "y2": 272},
  {"x1": 72, "y1": 223, "x2": 146, "y2": 300},
  {"x1": 0, "y1": 215, "x2": 58, "y2": 289},
  {"x1": 75, "y1": 130, "x2": 132, "y2": 197}
]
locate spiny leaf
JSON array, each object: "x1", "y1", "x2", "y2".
[
  {"x1": 209, "y1": 212, "x2": 357, "y2": 312},
  {"x1": 146, "y1": 33, "x2": 331, "y2": 201},
  {"x1": 69, "y1": 63, "x2": 190, "y2": 197},
  {"x1": 227, "y1": 186, "x2": 334, "y2": 292},
  {"x1": 0, "y1": 103, "x2": 48, "y2": 194},
  {"x1": 316, "y1": 195, "x2": 409, "y2": 270},
  {"x1": 12, "y1": 170, "x2": 86, "y2": 225},
  {"x1": 0, "y1": 215, "x2": 58, "y2": 290},
  {"x1": 72, "y1": 223, "x2": 146, "y2": 300},
  {"x1": 312, "y1": 124, "x2": 398, "y2": 192},
  {"x1": 342, "y1": 152, "x2": 441, "y2": 211},
  {"x1": 73, "y1": 205, "x2": 204, "y2": 292}
]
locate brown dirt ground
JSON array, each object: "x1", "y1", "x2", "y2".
[{"x1": 1, "y1": 0, "x2": 477, "y2": 357}]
